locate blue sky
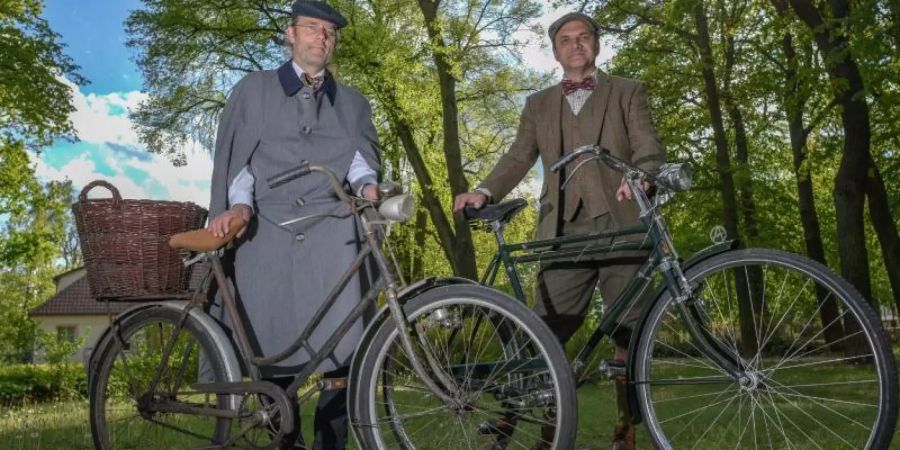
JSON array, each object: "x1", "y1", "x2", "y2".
[
  {"x1": 37, "y1": 0, "x2": 214, "y2": 206},
  {"x1": 36, "y1": 1, "x2": 590, "y2": 207}
]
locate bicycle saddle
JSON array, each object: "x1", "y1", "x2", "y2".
[
  {"x1": 169, "y1": 216, "x2": 247, "y2": 252},
  {"x1": 464, "y1": 198, "x2": 528, "y2": 224}
]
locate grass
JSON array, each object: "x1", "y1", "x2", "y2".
[{"x1": 0, "y1": 379, "x2": 897, "y2": 449}]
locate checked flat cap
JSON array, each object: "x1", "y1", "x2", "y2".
[{"x1": 291, "y1": 0, "x2": 348, "y2": 28}]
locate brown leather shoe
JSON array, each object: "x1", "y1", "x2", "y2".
[{"x1": 612, "y1": 423, "x2": 636, "y2": 450}]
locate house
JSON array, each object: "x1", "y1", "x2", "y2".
[
  {"x1": 29, "y1": 265, "x2": 208, "y2": 364},
  {"x1": 29, "y1": 267, "x2": 135, "y2": 364}
]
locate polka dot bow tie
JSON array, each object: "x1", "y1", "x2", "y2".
[{"x1": 562, "y1": 77, "x2": 596, "y2": 95}]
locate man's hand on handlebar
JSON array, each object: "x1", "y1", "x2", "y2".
[
  {"x1": 208, "y1": 204, "x2": 252, "y2": 238},
  {"x1": 453, "y1": 191, "x2": 488, "y2": 214},
  {"x1": 616, "y1": 178, "x2": 652, "y2": 202},
  {"x1": 362, "y1": 184, "x2": 379, "y2": 201}
]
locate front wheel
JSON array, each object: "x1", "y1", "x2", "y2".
[
  {"x1": 633, "y1": 248, "x2": 898, "y2": 449},
  {"x1": 351, "y1": 285, "x2": 577, "y2": 449},
  {"x1": 89, "y1": 306, "x2": 232, "y2": 449}
]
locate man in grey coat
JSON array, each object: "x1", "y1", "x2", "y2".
[
  {"x1": 454, "y1": 12, "x2": 664, "y2": 450},
  {"x1": 207, "y1": 1, "x2": 380, "y2": 448}
]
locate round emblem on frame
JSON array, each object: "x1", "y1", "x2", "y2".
[{"x1": 709, "y1": 225, "x2": 727, "y2": 244}]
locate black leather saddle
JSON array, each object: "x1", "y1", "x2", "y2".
[{"x1": 463, "y1": 198, "x2": 528, "y2": 226}]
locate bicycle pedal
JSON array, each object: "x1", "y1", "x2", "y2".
[{"x1": 597, "y1": 359, "x2": 627, "y2": 381}]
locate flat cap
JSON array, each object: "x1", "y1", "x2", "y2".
[
  {"x1": 291, "y1": 0, "x2": 348, "y2": 28},
  {"x1": 548, "y1": 12, "x2": 600, "y2": 41}
]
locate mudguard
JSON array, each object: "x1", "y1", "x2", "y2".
[
  {"x1": 625, "y1": 239, "x2": 739, "y2": 424},
  {"x1": 88, "y1": 301, "x2": 243, "y2": 410},
  {"x1": 347, "y1": 276, "x2": 478, "y2": 445}
]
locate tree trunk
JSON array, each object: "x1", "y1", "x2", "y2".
[
  {"x1": 417, "y1": 0, "x2": 478, "y2": 279},
  {"x1": 693, "y1": 0, "x2": 758, "y2": 354},
  {"x1": 786, "y1": 0, "x2": 873, "y2": 304},
  {"x1": 771, "y1": 10, "x2": 844, "y2": 347},
  {"x1": 413, "y1": 206, "x2": 427, "y2": 280},
  {"x1": 866, "y1": 161, "x2": 900, "y2": 314},
  {"x1": 390, "y1": 114, "x2": 466, "y2": 275}
]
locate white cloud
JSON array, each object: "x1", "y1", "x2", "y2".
[
  {"x1": 59, "y1": 77, "x2": 148, "y2": 147},
  {"x1": 36, "y1": 79, "x2": 212, "y2": 208}
]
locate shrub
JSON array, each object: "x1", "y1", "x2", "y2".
[{"x1": 0, "y1": 363, "x2": 87, "y2": 405}]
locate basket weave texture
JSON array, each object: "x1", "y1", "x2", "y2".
[{"x1": 72, "y1": 180, "x2": 207, "y2": 300}]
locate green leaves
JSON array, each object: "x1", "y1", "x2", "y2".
[{"x1": 0, "y1": 0, "x2": 84, "y2": 148}]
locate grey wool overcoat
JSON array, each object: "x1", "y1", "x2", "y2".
[{"x1": 208, "y1": 61, "x2": 381, "y2": 375}]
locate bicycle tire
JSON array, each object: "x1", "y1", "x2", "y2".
[
  {"x1": 633, "y1": 248, "x2": 898, "y2": 449},
  {"x1": 89, "y1": 306, "x2": 232, "y2": 449},
  {"x1": 351, "y1": 285, "x2": 577, "y2": 449}
]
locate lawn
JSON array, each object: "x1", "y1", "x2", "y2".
[{"x1": 0, "y1": 382, "x2": 897, "y2": 449}]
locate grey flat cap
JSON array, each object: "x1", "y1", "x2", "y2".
[
  {"x1": 291, "y1": 0, "x2": 348, "y2": 28},
  {"x1": 548, "y1": 12, "x2": 600, "y2": 41}
]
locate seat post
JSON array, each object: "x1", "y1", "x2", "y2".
[{"x1": 491, "y1": 220, "x2": 508, "y2": 246}]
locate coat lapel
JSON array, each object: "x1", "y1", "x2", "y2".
[
  {"x1": 544, "y1": 83, "x2": 564, "y2": 158},
  {"x1": 584, "y1": 69, "x2": 612, "y2": 148}
]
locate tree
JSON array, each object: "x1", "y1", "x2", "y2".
[
  {"x1": 0, "y1": 0, "x2": 85, "y2": 148},
  {"x1": 782, "y1": 0, "x2": 900, "y2": 307},
  {"x1": 125, "y1": 0, "x2": 545, "y2": 278},
  {"x1": 0, "y1": 0, "x2": 84, "y2": 362}
]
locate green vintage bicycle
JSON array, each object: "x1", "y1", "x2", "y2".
[
  {"x1": 87, "y1": 163, "x2": 577, "y2": 449},
  {"x1": 465, "y1": 144, "x2": 898, "y2": 449}
]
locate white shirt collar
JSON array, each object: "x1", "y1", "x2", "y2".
[{"x1": 291, "y1": 61, "x2": 326, "y2": 80}]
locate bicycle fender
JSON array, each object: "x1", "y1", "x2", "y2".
[
  {"x1": 347, "y1": 276, "x2": 477, "y2": 445},
  {"x1": 350, "y1": 277, "x2": 479, "y2": 364},
  {"x1": 88, "y1": 301, "x2": 243, "y2": 410},
  {"x1": 624, "y1": 239, "x2": 739, "y2": 424}
]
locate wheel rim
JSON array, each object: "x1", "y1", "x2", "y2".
[
  {"x1": 94, "y1": 316, "x2": 227, "y2": 448},
  {"x1": 365, "y1": 297, "x2": 566, "y2": 449},
  {"x1": 636, "y1": 254, "x2": 891, "y2": 449}
]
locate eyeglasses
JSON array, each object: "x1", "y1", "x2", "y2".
[{"x1": 293, "y1": 23, "x2": 338, "y2": 39}]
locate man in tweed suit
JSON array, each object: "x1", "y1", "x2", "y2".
[
  {"x1": 454, "y1": 12, "x2": 664, "y2": 449},
  {"x1": 207, "y1": 1, "x2": 380, "y2": 448}
]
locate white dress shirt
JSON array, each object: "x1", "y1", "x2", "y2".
[{"x1": 227, "y1": 62, "x2": 377, "y2": 210}]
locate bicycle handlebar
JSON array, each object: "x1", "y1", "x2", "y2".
[
  {"x1": 267, "y1": 161, "x2": 312, "y2": 189},
  {"x1": 551, "y1": 145, "x2": 691, "y2": 192},
  {"x1": 266, "y1": 161, "x2": 356, "y2": 205}
]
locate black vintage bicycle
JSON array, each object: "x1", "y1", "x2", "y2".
[
  {"x1": 466, "y1": 144, "x2": 898, "y2": 449},
  {"x1": 87, "y1": 162, "x2": 577, "y2": 449}
]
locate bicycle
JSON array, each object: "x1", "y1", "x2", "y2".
[
  {"x1": 86, "y1": 162, "x2": 578, "y2": 449},
  {"x1": 465, "y1": 144, "x2": 899, "y2": 449}
]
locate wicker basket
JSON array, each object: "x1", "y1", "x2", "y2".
[{"x1": 72, "y1": 180, "x2": 208, "y2": 300}]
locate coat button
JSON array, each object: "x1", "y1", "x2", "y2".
[
  {"x1": 301, "y1": 125, "x2": 311, "y2": 134},
  {"x1": 295, "y1": 233, "x2": 305, "y2": 242},
  {"x1": 302, "y1": 92, "x2": 311, "y2": 100}
]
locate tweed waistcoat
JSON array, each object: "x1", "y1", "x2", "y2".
[{"x1": 560, "y1": 94, "x2": 611, "y2": 221}]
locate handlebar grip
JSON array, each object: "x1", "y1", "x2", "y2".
[
  {"x1": 550, "y1": 152, "x2": 578, "y2": 173},
  {"x1": 267, "y1": 161, "x2": 311, "y2": 189}
]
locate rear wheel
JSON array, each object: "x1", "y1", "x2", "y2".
[
  {"x1": 634, "y1": 248, "x2": 898, "y2": 449},
  {"x1": 89, "y1": 306, "x2": 232, "y2": 449},
  {"x1": 351, "y1": 285, "x2": 577, "y2": 449}
]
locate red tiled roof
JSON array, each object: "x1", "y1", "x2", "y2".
[
  {"x1": 30, "y1": 264, "x2": 211, "y2": 317},
  {"x1": 30, "y1": 276, "x2": 135, "y2": 316}
]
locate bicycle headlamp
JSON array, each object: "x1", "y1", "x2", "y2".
[
  {"x1": 378, "y1": 194, "x2": 415, "y2": 222},
  {"x1": 656, "y1": 163, "x2": 693, "y2": 191}
]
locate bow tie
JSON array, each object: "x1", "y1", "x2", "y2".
[
  {"x1": 301, "y1": 73, "x2": 324, "y2": 90},
  {"x1": 562, "y1": 77, "x2": 595, "y2": 95}
]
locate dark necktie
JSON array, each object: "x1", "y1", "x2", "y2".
[
  {"x1": 562, "y1": 77, "x2": 595, "y2": 95},
  {"x1": 301, "y1": 73, "x2": 324, "y2": 90}
]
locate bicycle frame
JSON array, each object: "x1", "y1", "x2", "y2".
[
  {"x1": 104, "y1": 164, "x2": 465, "y2": 429},
  {"x1": 479, "y1": 146, "x2": 749, "y2": 385}
]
